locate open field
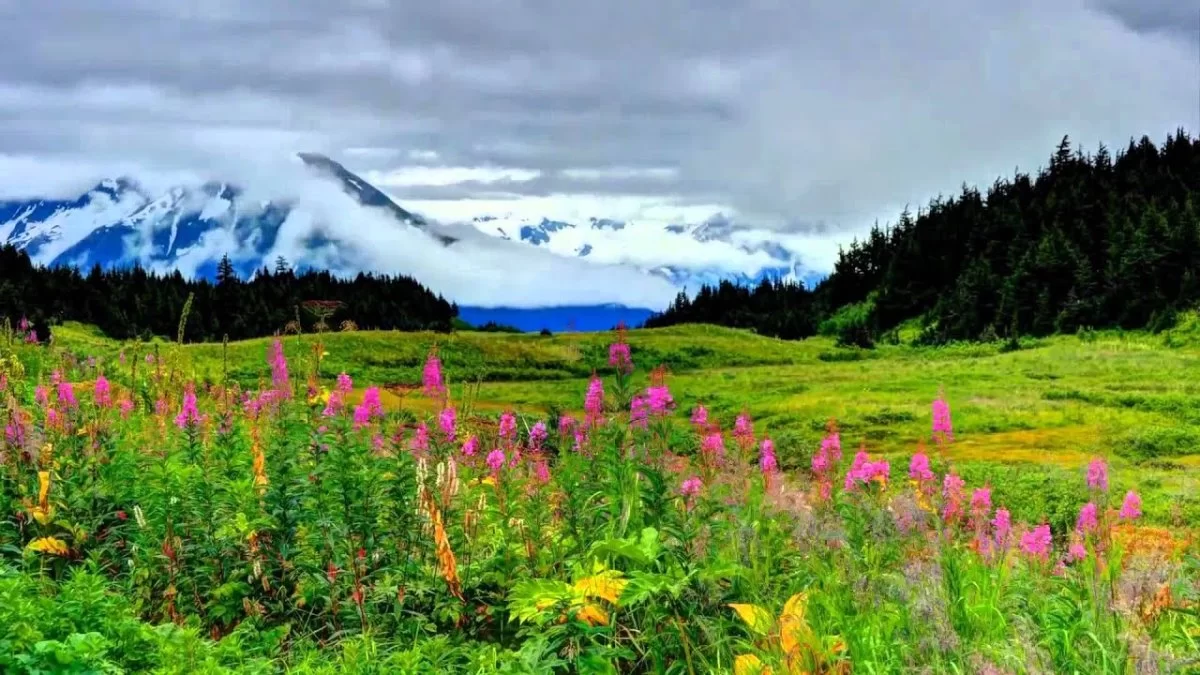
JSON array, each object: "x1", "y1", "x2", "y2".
[
  {"x1": 1, "y1": 321, "x2": 1197, "y2": 672},
  {"x1": 48, "y1": 320, "x2": 1200, "y2": 530}
]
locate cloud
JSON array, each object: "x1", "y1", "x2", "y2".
[{"x1": 0, "y1": 0, "x2": 1196, "y2": 271}]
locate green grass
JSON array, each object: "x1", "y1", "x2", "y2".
[{"x1": 42, "y1": 320, "x2": 1200, "y2": 529}]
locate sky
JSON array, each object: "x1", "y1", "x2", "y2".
[{"x1": 0, "y1": 0, "x2": 1198, "y2": 306}]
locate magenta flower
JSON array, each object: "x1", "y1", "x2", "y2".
[
  {"x1": 118, "y1": 399, "x2": 134, "y2": 419},
  {"x1": 1086, "y1": 458, "x2": 1108, "y2": 492},
  {"x1": 438, "y1": 406, "x2": 457, "y2": 442},
  {"x1": 970, "y1": 487, "x2": 992, "y2": 518},
  {"x1": 630, "y1": 395, "x2": 649, "y2": 428},
  {"x1": 17, "y1": 317, "x2": 28, "y2": 332},
  {"x1": 680, "y1": 476, "x2": 702, "y2": 497},
  {"x1": 322, "y1": 391, "x2": 344, "y2": 417},
  {"x1": 93, "y1": 376, "x2": 112, "y2": 409},
  {"x1": 645, "y1": 384, "x2": 674, "y2": 416},
  {"x1": 811, "y1": 446, "x2": 830, "y2": 474},
  {"x1": 845, "y1": 450, "x2": 889, "y2": 489},
  {"x1": 422, "y1": 351, "x2": 446, "y2": 398},
  {"x1": 1068, "y1": 536, "x2": 1088, "y2": 562},
  {"x1": 734, "y1": 413, "x2": 753, "y2": 443},
  {"x1": 498, "y1": 411, "x2": 517, "y2": 441},
  {"x1": 942, "y1": 473, "x2": 966, "y2": 522},
  {"x1": 607, "y1": 341, "x2": 633, "y2": 374},
  {"x1": 559, "y1": 415, "x2": 576, "y2": 436},
  {"x1": 909, "y1": 452, "x2": 934, "y2": 482},
  {"x1": 411, "y1": 423, "x2": 430, "y2": 453},
  {"x1": 56, "y1": 381, "x2": 77, "y2": 409},
  {"x1": 993, "y1": 508, "x2": 1012, "y2": 550},
  {"x1": 584, "y1": 376, "x2": 605, "y2": 425},
  {"x1": 701, "y1": 430, "x2": 726, "y2": 463},
  {"x1": 759, "y1": 438, "x2": 778, "y2": 474},
  {"x1": 931, "y1": 396, "x2": 953, "y2": 442},
  {"x1": 486, "y1": 448, "x2": 506, "y2": 473},
  {"x1": 1020, "y1": 523, "x2": 1053, "y2": 561},
  {"x1": 820, "y1": 428, "x2": 842, "y2": 463},
  {"x1": 269, "y1": 339, "x2": 290, "y2": 396},
  {"x1": 690, "y1": 404, "x2": 708, "y2": 427},
  {"x1": 336, "y1": 372, "x2": 353, "y2": 395},
  {"x1": 529, "y1": 421, "x2": 547, "y2": 449},
  {"x1": 352, "y1": 404, "x2": 371, "y2": 429},
  {"x1": 174, "y1": 388, "x2": 202, "y2": 430},
  {"x1": 1118, "y1": 490, "x2": 1142, "y2": 520},
  {"x1": 462, "y1": 435, "x2": 479, "y2": 457},
  {"x1": 34, "y1": 385, "x2": 48, "y2": 407},
  {"x1": 533, "y1": 459, "x2": 551, "y2": 484},
  {"x1": 1076, "y1": 501, "x2": 1099, "y2": 534},
  {"x1": 362, "y1": 387, "x2": 385, "y2": 418}
]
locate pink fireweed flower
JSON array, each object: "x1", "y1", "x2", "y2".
[
  {"x1": 1020, "y1": 523, "x2": 1053, "y2": 561},
  {"x1": 1086, "y1": 458, "x2": 1108, "y2": 492},
  {"x1": 607, "y1": 341, "x2": 633, "y2": 374},
  {"x1": 462, "y1": 435, "x2": 479, "y2": 457},
  {"x1": 734, "y1": 413, "x2": 753, "y2": 444},
  {"x1": 498, "y1": 411, "x2": 517, "y2": 442},
  {"x1": 34, "y1": 385, "x2": 49, "y2": 407},
  {"x1": 533, "y1": 458, "x2": 551, "y2": 484},
  {"x1": 56, "y1": 381, "x2": 77, "y2": 409},
  {"x1": 812, "y1": 446, "x2": 831, "y2": 475},
  {"x1": 845, "y1": 450, "x2": 889, "y2": 490},
  {"x1": 820, "y1": 424, "x2": 842, "y2": 463},
  {"x1": 680, "y1": 476, "x2": 702, "y2": 497},
  {"x1": 486, "y1": 448, "x2": 505, "y2": 474},
  {"x1": 690, "y1": 404, "x2": 708, "y2": 427},
  {"x1": 438, "y1": 406, "x2": 457, "y2": 442},
  {"x1": 361, "y1": 387, "x2": 385, "y2": 419},
  {"x1": 701, "y1": 430, "x2": 726, "y2": 464},
  {"x1": 322, "y1": 391, "x2": 344, "y2": 417},
  {"x1": 411, "y1": 423, "x2": 430, "y2": 453},
  {"x1": 909, "y1": 452, "x2": 935, "y2": 482},
  {"x1": 645, "y1": 384, "x2": 674, "y2": 416},
  {"x1": 25, "y1": 330, "x2": 37, "y2": 344},
  {"x1": 422, "y1": 351, "x2": 446, "y2": 398},
  {"x1": 269, "y1": 339, "x2": 290, "y2": 396},
  {"x1": 93, "y1": 376, "x2": 112, "y2": 409},
  {"x1": 118, "y1": 398, "x2": 133, "y2": 418},
  {"x1": 931, "y1": 395, "x2": 953, "y2": 442},
  {"x1": 1068, "y1": 535, "x2": 1088, "y2": 562},
  {"x1": 51, "y1": 370, "x2": 63, "y2": 386},
  {"x1": 759, "y1": 438, "x2": 778, "y2": 474},
  {"x1": 573, "y1": 427, "x2": 587, "y2": 453},
  {"x1": 942, "y1": 473, "x2": 966, "y2": 522},
  {"x1": 1118, "y1": 490, "x2": 1142, "y2": 520},
  {"x1": 559, "y1": 415, "x2": 576, "y2": 436},
  {"x1": 993, "y1": 508, "x2": 1012, "y2": 550},
  {"x1": 630, "y1": 395, "x2": 649, "y2": 428},
  {"x1": 970, "y1": 487, "x2": 992, "y2": 519},
  {"x1": 584, "y1": 376, "x2": 605, "y2": 425},
  {"x1": 336, "y1": 372, "x2": 353, "y2": 395},
  {"x1": 18, "y1": 317, "x2": 29, "y2": 332},
  {"x1": 352, "y1": 403, "x2": 371, "y2": 429},
  {"x1": 372, "y1": 433, "x2": 385, "y2": 452},
  {"x1": 1076, "y1": 501, "x2": 1099, "y2": 534},
  {"x1": 529, "y1": 421, "x2": 547, "y2": 449},
  {"x1": 174, "y1": 387, "x2": 202, "y2": 429}
]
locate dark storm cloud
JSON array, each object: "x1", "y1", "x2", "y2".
[{"x1": 0, "y1": 0, "x2": 1197, "y2": 230}]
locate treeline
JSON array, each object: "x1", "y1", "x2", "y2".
[
  {"x1": 0, "y1": 247, "x2": 457, "y2": 342},
  {"x1": 648, "y1": 130, "x2": 1200, "y2": 344},
  {"x1": 643, "y1": 279, "x2": 819, "y2": 340}
]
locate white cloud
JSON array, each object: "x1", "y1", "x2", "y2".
[
  {"x1": 365, "y1": 165, "x2": 541, "y2": 187},
  {"x1": 560, "y1": 167, "x2": 678, "y2": 181}
]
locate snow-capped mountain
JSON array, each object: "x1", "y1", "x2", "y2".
[
  {"x1": 0, "y1": 153, "x2": 451, "y2": 281},
  {"x1": 0, "y1": 154, "x2": 825, "y2": 331},
  {"x1": 470, "y1": 212, "x2": 822, "y2": 290}
]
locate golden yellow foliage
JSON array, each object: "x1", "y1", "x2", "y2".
[
  {"x1": 575, "y1": 603, "x2": 608, "y2": 626},
  {"x1": 421, "y1": 486, "x2": 464, "y2": 601},
  {"x1": 734, "y1": 654, "x2": 773, "y2": 675},
  {"x1": 26, "y1": 536, "x2": 69, "y2": 556},
  {"x1": 573, "y1": 569, "x2": 627, "y2": 605},
  {"x1": 730, "y1": 603, "x2": 775, "y2": 636}
]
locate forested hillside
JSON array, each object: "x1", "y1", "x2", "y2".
[
  {"x1": 650, "y1": 130, "x2": 1200, "y2": 343},
  {"x1": 0, "y1": 248, "x2": 457, "y2": 341}
]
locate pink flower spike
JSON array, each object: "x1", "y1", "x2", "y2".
[
  {"x1": 931, "y1": 395, "x2": 953, "y2": 442},
  {"x1": 680, "y1": 476, "x2": 702, "y2": 497},
  {"x1": 1020, "y1": 523, "x2": 1053, "y2": 561},
  {"x1": 529, "y1": 421, "x2": 548, "y2": 449},
  {"x1": 690, "y1": 404, "x2": 708, "y2": 427},
  {"x1": 759, "y1": 438, "x2": 778, "y2": 474},
  {"x1": 1118, "y1": 490, "x2": 1142, "y2": 520},
  {"x1": 909, "y1": 452, "x2": 934, "y2": 481},
  {"x1": 438, "y1": 406, "x2": 457, "y2": 442},
  {"x1": 1076, "y1": 501, "x2": 1099, "y2": 534},
  {"x1": 1086, "y1": 458, "x2": 1109, "y2": 492},
  {"x1": 498, "y1": 411, "x2": 517, "y2": 441},
  {"x1": 462, "y1": 435, "x2": 479, "y2": 457},
  {"x1": 422, "y1": 351, "x2": 446, "y2": 398},
  {"x1": 486, "y1": 448, "x2": 505, "y2": 474}
]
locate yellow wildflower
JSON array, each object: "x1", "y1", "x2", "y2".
[{"x1": 26, "y1": 537, "x2": 69, "y2": 556}]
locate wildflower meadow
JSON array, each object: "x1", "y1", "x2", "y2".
[{"x1": 0, "y1": 321, "x2": 1197, "y2": 673}]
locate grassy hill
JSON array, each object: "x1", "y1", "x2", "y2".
[{"x1": 41, "y1": 320, "x2": 1200, "y2": 529}]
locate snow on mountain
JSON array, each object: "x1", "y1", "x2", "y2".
[{"x1": 464, "y1": 211, "x2": 825, "y2": 292}]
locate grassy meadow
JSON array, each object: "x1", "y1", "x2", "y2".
[
  {"x1": 51, "y1": 319, "x2": 1200, "y2": 530},
  {"x1": 0, "y1": 319, "x2": 1197, "y2": 672}
]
